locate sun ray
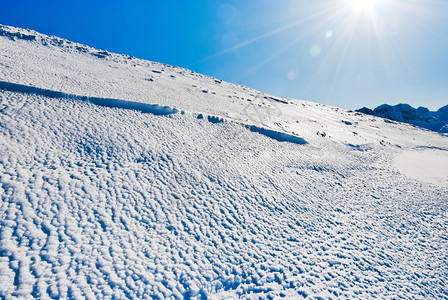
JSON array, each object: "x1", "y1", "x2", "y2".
[
  {"x1": 369, "y1": 9, "x2": 392, "y2": 81},
  {"x1": 327, "y1": 13, "x2": 361, "y2": 96},
  {"x1": 347, "y1": 0, "x2": 386, "y2": 13},
  {"x1": 241, "y1": 4, "x2": 350, "y2": 78},
  {"x1": 192, "y1": 3, "x2": 340, "y2": 66}
]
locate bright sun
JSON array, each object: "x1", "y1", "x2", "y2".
[{"x1": 348, "y1": 0, "x2": 386, "y2": 12}]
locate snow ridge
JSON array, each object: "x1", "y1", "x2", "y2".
[
  {"x1": 245, "y1": 125, "x2": 307, "y2": 144},
  {"x1": 0, "y1": 80, "x2": 308, "y2": 145},
  {"x1": 0, "y1": 24, "x2": 123, "y2": 62},
  {"x1": 0, "y1": 80, "x2": 179, "y2": 116}
]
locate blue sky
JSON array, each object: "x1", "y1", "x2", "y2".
[{"x1": 1, "y1": 0, "x2": 447, "y2": 109}]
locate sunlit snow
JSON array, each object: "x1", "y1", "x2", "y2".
[
  {"x1": 395, "y1": 149, "x2": 448, "y2": 185},
  {"x1": 1, "y1": 24, "x2": 447, "y2": 299}
]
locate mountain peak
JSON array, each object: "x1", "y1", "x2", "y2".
[{"x1": 357, "y1": 103, "x2": 448, "y2": 133}]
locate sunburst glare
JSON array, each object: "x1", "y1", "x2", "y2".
[
  {"x1": 190, "y1": 0, "x2": 447, "y2": 109},
  {"x1": 346, "y1": 0, "x2": 387, "y2": 13}
]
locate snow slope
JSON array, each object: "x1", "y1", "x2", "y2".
[{"x1": 1, "y1": 24, "x2": 448, "y2": 299}]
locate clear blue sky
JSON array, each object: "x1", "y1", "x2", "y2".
[{"x1": 1, "y1": 0, "x2": 447, "y2": 110}]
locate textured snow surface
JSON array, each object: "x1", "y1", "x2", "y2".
[{"x1": 1, "y1": 24, "x2": 448, "y2": 299}]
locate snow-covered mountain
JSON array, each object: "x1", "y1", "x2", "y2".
[
  {"x1": 357, "y1": 104, "x2": 448, "y2": 133},
  {"x1": 1, "y1": 24, "x2": 448, "y2": 299}
]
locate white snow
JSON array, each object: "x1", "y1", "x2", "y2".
[
  {"x1": 1, "y1": 24, "x2": 448, "y2": 299},
  {"x1": 395, "y1": 149, "x2": 448, "y2": 185}
]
